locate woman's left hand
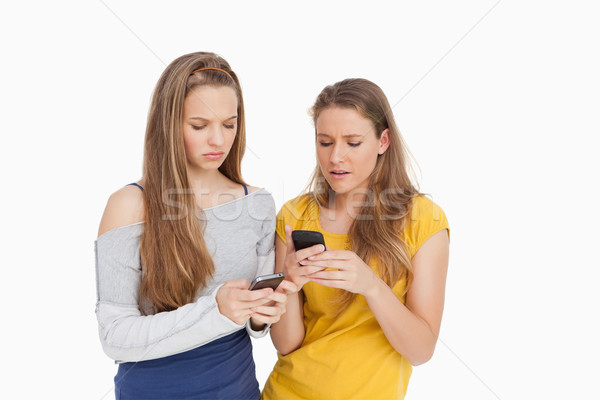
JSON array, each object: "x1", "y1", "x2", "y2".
[
  {"x1": 300, "y1": 249, "x2": 381, "y2": 297},
  {"x1": 249, "y1": 280, "x2": 298, "y2": 325}
]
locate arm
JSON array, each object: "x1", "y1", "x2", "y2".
[
  {"x1": 269, "y1": 236, "x2": 305, "y2": 354},
  {"x1": 96, "y1": 281, "x2": 246, "y2": 362},
  {"x1": 364, "y1": 229, "x2": 449, "y2": 365},
  {"x1": 306, "y1": 229, "x2": 449, "y2": 365},
  {"x1": 246, "y1": 195, "x2": 297, "y2": 336},
  {"x1": 95, "y1": 186, "x2": 272, "y2": 362},
  {"x1": 270, "y1": 225, "x2": 325, "y2": 355}
]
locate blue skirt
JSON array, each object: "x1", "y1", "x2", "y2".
[{"x1": 114, "y1": 329, "x2": 260, "y2": 400}]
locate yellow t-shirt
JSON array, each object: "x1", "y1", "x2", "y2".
[{"x1": 262, "y1": 194, "x2": 449, "y2": 400}]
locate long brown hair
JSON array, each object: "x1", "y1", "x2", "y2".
[
  {"x1": 140, "y1": 52, "x2": 246, "y2": 313},
  {"x1": 308, "y1": 78, "x2": 419, "y2": 310}
]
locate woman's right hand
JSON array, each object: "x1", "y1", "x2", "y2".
[
  {"x1": 281, "y1": 225, "x2": 326, "y2": 291},
  {"x1": 216, "y1": 280, "x2": 274, "y2": 325}
]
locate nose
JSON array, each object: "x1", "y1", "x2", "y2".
[
  {"x1": 207, "y1": 125, "x2": 225, "y2": 147},
  {"x1": 329, "y1": 142, "x2": 345, "y2": 164}
]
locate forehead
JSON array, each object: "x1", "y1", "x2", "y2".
[
  {"x1": 316, "y1": 107, "x2": 374, "y2": 135},
  {"x1": 183, "y1": 85, "x2": 238, "y2": 116}
]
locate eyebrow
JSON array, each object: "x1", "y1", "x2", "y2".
[
  {"x1": 317, "y1": 133, "x2": 365, "y2": 139},
  {"x1": 189, "y1": 115, "x2": 237, "y2": 122}
]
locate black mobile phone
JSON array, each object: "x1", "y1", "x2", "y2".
[
  {"x1": 248, "y1": 273, "x2": 285, "y2": 291},
  {"x1": 291, "y1": 230, "x2": 326, "y2": 251}
]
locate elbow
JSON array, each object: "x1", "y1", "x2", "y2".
[
  {"x1": 99, "y1": 338, "x2": 121, "y2": 362},
  {"x1": 401, "y1": 344, "x2": 436, "y2": 367},
  {"x1": 270, "y1": 321, "x2": 305, "y2": 356},
  {"x1": 272, "y1": 336, "x2": 303, "y2": 356},
  {"x1": 271, "y1": 331, "x2": 304, "y2": 356},
  {"x1": 276, "y1": 342, "x2": 301, "y2": 356},
  {"x1": 98, "y1": 325, "x2": 131, "y2": 362},
  {"x1": 100, "y1": 340, "x2": 139, "y2": 363},
  {"x1": 406, "y1": 352, "x2": 433, "y2": 367},
  {"x1": 99, "y1": 334, "x2": 124, "y2": 362}
]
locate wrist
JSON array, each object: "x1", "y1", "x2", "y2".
[
  {"x1": 362, "y1": 273, "x2": 386, "y2": 300},
  {"x1": 249, "y1": 317, "x2": 266, "y2": 331},
  {"x1": 246, "y1": 318, "x2": 271, "y2": 338}
]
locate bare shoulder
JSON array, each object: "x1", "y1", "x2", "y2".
[{"x1": 97, "y1": 184, "x2": 145, "y2": 237}]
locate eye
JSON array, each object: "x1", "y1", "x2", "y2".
[
  {"x1": 318, "y1": 141, "x2": 333, "y2": 147},
  {"x1": 191, "y1": 125, "x2": 205, "y2": 131},
  {"x1": 224, "y1": 124, "x2": 235, "y2": 130},
  {"x1": 348, "y1": 142, "x2": 362, "y2": 147}
]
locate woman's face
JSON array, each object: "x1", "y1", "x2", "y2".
[
  {"x1": 316, "y1": 107, "x2": 390, "y2": 196},
  {"x1": 182, "y1": 85, "x2": 238, "y2": 174}
]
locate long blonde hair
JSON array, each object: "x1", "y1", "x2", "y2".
[
  {"x1": 308, "y1": 78, "x2": 419, "y2": 309},
  {"x1": 140, "y1": 52, "x2": 246, "y2": 313}
]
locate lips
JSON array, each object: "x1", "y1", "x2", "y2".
[
  {"x1": 203, "y1": 152, "x2": 224, "y2": 160},
  {"x1": 330, "y1": 170, "x2": 350, "y2": 179}
]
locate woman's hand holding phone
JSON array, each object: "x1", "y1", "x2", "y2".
[
  {"x1": 216, "y1": 280, "x2": 276, "y2": 325},
  {"x1": 299, "y1": 249, "x2": 380, "y2": 297},
  {"x1": 216, "y1": 274, "x2": 299, "y2": 326},
  {"x1": 249, "y1": 278, "x2": 298, "y2": 326},
  {"x1": 289, "y1": 228, "x2": 378, "y2": 296},
  {"x1": 281, "y1": 225, "x2": 326, "y2": 291}
]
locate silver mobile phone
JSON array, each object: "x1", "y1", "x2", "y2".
[{"x1": 248, "y1": 273, "x2": 285, "y2": 290}]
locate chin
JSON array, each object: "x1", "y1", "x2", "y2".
[
  {"x1": 325, "y1": 182, "x2": 349, "y2": 195},
  {"x1": 326, "y1": 180, "x2": 371, "y2": 198}
]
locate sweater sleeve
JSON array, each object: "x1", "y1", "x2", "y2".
[{"x1": 94, "y1": 225, "x2": 243, "y2": 363}]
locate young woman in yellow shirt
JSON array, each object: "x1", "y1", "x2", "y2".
[{"x1": 262, "y1": 78, "x2": 450, "y2": 399}]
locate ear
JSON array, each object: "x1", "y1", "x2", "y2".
[{"x1": 378, "y1": 129, "x2": 391, "y2": 155}]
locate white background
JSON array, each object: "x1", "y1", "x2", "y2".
[{"x1": 1, "y1": 1, "x2": 599, "y2": 399}]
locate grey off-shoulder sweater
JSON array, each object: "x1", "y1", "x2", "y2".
[{"x1": 94, "y1": 188, "x2": 276, "y2": 363}]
